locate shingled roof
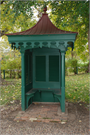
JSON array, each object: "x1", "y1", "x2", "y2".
[{"x1": 6, "y1": 6, "x2": 78, "y2": 36}]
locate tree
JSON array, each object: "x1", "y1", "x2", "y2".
[
  {"x1": 49, "y1": 1, "x2": 89, "y2": 62},
  {"x1": 1, "y1": 0, "x2": 89, "y2": 71},
  {"x1": 0, "y1": 0, "x2": 48, "y2": 36}
]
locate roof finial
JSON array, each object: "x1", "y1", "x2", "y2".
[{"x1": 43, "y1": 4, "x2": 47, "y2": 13}]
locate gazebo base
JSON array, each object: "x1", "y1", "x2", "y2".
[{"x1": 14, "y1": 103, "x2": 68, "y2": 122}]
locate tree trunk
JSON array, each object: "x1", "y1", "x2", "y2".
[{"x1": 88, "y1": 1, "x2": 90, "y2": 73}]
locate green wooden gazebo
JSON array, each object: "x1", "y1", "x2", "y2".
[{"x1": 6, "y1": 7, "x2": 78, "y2": 112}]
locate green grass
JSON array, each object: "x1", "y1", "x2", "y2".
[
  {"x1": 65, "y1": 73, "x2": 89, "y2": 104},
  {"x1": 0, "y1": 73, "x2": 89, "y2": 105},
  {"x1": 0, "y1": 79, "x2": 21, "y2": 105}
]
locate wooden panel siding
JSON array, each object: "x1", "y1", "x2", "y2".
[
  {"x1": 35, "y1": 56, "x2": 46, "y2": 81},
  {"x1": 49, "y1": 55, "x2": 59, "y2": 82}
]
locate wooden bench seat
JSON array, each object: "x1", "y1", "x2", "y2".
[
  {"x1": 26, "y1": 88, "x2": 38, "y2": 108},
  {"x1": 53, "y1": 90, "x2": 61, "y2": 103},
  {"x1": 26, "y1": 88, "x2": 38, "y2": 95},
  {"x1": 25, "y1": 88, "x2": 61, "y2": 109}
]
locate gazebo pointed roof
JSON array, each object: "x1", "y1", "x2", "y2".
[{"x1": 6, "y1": 7, "x2": 78, "y2": 36}]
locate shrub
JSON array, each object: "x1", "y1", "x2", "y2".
[
  {"x1": 77, "y1": 62, "x2": 89, "y2": 73},
  {"x1": 1, "y1": 57, "x2": 21, "y2": 70},
  {"x1": 1, "y1": 57, "x2": 21, "y2": 79},
  {"x1": 70, "y1": 59, "x2": 78, "y2": 74},
  {"x1": 67, "y1": 59, "x2": 78, "y2": 74}
]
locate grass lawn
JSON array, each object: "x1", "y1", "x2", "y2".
[
  {"x1": 0, "y1": 73, "x2": 89, "y2": 105},
  {"x1": 65, "y1": 73, "x2": 89, "y2": 104},
  {"x1": 0, "y1": 79, "x2": 21, "y2": 105}
]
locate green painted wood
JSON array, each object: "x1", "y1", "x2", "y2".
[
  {"x1": 46, "y1": 55, "x2": 49, "y2": 83},
  {"x1": 49, "y1": 56, "x2": 59, "y2": 82},
  {"x1": 10, "y1": 40, "x2": 75, "y2": 52},
  {"x1": 7, "y1": 28, "x2": 77, "y2": 112},
  {"x1": 35, "y1": 56, "x2": 46, "y2": 81},
  {"x1": 25, "y1": 53, "x2": 29, "y2": 85},
  {"x1": 33, "y1": 91, "x2": 59, "y2": 102},
  {"x1": 25, "y1": 50, "x2": 32, "y2": 93},
  {"x1": 25, "y1": 89, "x2": 38, "y2": 109},
  {"x1": 21, "y1": 51, "x2": 26, "y2": 111},
  {"x1": 20, "y1": 48, "x2": 65, "y2": 111},
  {"x1": 25, "y1": 83, "x2": 32, "y2": 93},
  {"x1": 25, "y1": 88, "x2": 61, "y2": 104},
  {"x1": 33, "y1": 48, "x2": 60, "y2": 89},
  {"x1": 29, "y1": 52, "x2": 32, "y2": 83},
  {"x1": 26, "y1": 94, "x2": 34, "y2": 109},
  {"x1": 60, "y1": 51, "x2": 65, "y2": 112},
  {"x1": 33, "y1": 48, "x2": 60, "y2": 53},
  {"x1": 17, "y1": 42, "x2": 69, "y2": 52},
  {"x1": 28, "y1": 54, "x2": 29, "y2": 83},
  {"x1": 8, "y1": 34, "x2": 77, "y2": 42}
]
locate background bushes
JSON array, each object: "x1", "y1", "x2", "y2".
[
  {"x1": 1, "y1": 57, "x2": 21, "y2": 79},
  {"x1": 65, "y1": 59, "x2": 89, "y2": 75},
  {"x1": 77, "y1": 62, "x2": 89, "y2": 73}
]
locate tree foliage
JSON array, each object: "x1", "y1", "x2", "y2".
[
  {"x1": 1, "y1": 0, "x2": 40, "y2": 35},
  {"x1": 1, "y1": 55, "x2": 21, "y2": 70},
  {"x1": 49, "y1": 0, "x2": 89, "y2": 61},
  {"x1": 1, "y1": 0, "x2": 89, "y2": 62}
]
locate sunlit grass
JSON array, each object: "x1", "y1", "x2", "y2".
[
  {"x1": 65, "y1": 73, "x2": 89, "y2": 104},
  {"x1": 0, "y1": 79, "x2": 21, "y2": 105}
]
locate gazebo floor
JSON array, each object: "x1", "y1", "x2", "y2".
[{"x1": 14, "y1": 102, "x2": 68, "y2": 123}]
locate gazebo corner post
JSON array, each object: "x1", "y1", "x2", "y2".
[
  {"x1": 60, "y1": 51, "x2": 65, "y2": 112},
  {"x1": 20, "y1": 49, "x2": 26, "y2": 111}
]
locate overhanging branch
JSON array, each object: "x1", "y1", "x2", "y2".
[
  {"x1": 0, "y1": 30, "x2": 8, "y2": 37},
  {"x1": 1, "y1": 0, "x2": 5, "y2": 4}
]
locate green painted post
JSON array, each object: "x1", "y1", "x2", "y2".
[
  {"x1": 21, "y1": 50, "x2": 26, "y2": 111},
  {"x1": 60, "y1": 52, "x2": 65, "y2": 112},
  {"x1": 28, "y1": 54, "x2": 29, "y2": 84},
  {"x1": 3, "y1": 70, "x2": 5, "y2": 79}
]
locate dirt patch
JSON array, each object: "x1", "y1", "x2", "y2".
[{"x1": 0, "y1": 101, "x2": 89, "y2": 135}]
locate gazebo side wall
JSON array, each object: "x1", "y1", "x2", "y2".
[{"x1": 25, "y1": 50, "x2": 32, "y2": 93}]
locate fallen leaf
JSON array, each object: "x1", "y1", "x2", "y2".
[{"x1": 79, "y1": 120, "x2": 82, "y2": 122}]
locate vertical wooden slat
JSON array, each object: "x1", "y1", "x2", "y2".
[
  {"x1": 46, "y1": 54, "x2": 48, "y2": 83},
  {"x1": 28, "y1": 54, "x2": 29, "y2": 84},
  {"x1": 60, "y1": 51, "x2": 65, "y2": 112},
  {"x1": 21, "y1": 50, "x2": 25, "y2": 111}
]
